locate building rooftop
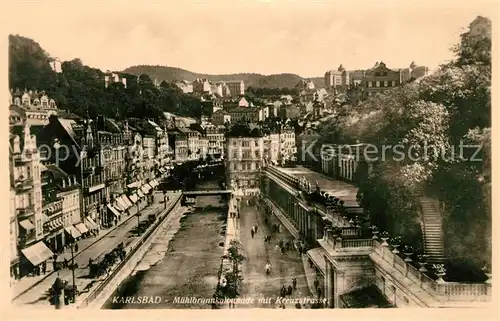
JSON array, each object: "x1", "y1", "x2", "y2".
[{"x1": 276, "y1": 166, "x2": 359, "y2": 207}]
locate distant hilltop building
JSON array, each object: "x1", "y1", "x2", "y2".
[
  {"x1": 324, "y1": 61, "x2": 429, "y2": 98},
  {"x1": 104, "y1": 72, "x2": 127, "y2": 88},
  {"x1": 174, "y1": 81, "x2": 194, "y2": 94},
  {"x1": 175, "y1": 78, "x2": 244, "y2": 97},
  {"x1": 296, "y1": 79, "x2": 315, "y2": 90}
]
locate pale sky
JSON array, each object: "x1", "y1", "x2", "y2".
[{"x1": 5, "y1": 0, "x2": 498, "y2": 78}]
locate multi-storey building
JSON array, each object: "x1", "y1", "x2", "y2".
[
  {"x1": 36, "y1": 115, "x2": 105, "y2": 228},
  {"x1": 174, "y1": 81, "x2": 194, "y2": 94},
  {"x1": 206, "y1": 124, "x2": 226, "y2": 159},
  {"x1": 9, "y1": 142, "x2": 19, "y2": 279},
  {"x1": 142, "y1": 135, "x2": 157, "y2": 181},
  {"x1": 225, "y1": 134, "x2": 264, "y2": 189},
  {"x1": 9, "y1": 89, "x2": 58, "y2": 129},
  {"x1": 11, "y1": 124, "x2": 51, "y2": 277},
  {"x1": 171, "y1": 130, "x2": 189, "y2": 163},
  {"x1": 226, "y1": 106, "x2": 263, "y2": 123},
  {"x1": 92, "y1": 116, "x2": 128, "y2": 227},
  {"x1": 212, "y1": 110, "x2": 231, "y2": 126},
  {"x1": 104, "y1": 72, "x2": 127, "y2": 88},
  {"x1": 324, "y1": 65, "x2": 350, "y2": 93},
  {"x1": 324, "y1": 61, "x2": 429, "y2": 100},
  {"x1": 225, "y1": 80, "x2": 245, "y2": 96},
  {"x1": 192, "y1": 78, "x2": 212, "y2": 94},
  {"x1": 41, "y1": 164, "x2": 83, "y2": 253}
]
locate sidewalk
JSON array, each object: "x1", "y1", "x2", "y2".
[{"x1": 11, "y1": 191, "x2": 179, "y2": 303}]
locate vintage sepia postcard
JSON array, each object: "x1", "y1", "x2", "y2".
[{"x1": 2, "y1": 1, "x2": 497, "y2": 319}]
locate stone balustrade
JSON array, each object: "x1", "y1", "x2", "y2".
[
  {"x1": 321, "y1": 229, "x2": 491, "y2": 303},
  {"x1": 371, "y1": 240, "x2": 491, "y2": 302}
]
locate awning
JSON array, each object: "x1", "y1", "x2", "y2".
[
  {"x1": 113, "y1": 200, "x2": 124, "y2": 211},
  {"x1": 107, "y1": 204, "x2": 121, "y2": 218},
  {"x1": 75, "y1": 222, "x2": 89, "y2": 234},
  {"x1": 122, "y1": 196, "x2": 133, "y2": 209},
  {"x1": 65, "y1": 226, "x2": 81, "y2": 239},
  {"x1": 116, "y1": 196, "x2": 129, "y2": 210},
  {"x1": 127, "y1": 181, "x2": 140, "y2": 189},
  {"x1": 85, "y1": 217, "x2": 99, "y2": 230},
  {"x1": 19, "y1": 220, "x2": 35, "y2": 230},
  {"x1": 137, "y1": 190, "x2": 145, "y2": 198},
  {"x1": 339, "y1": 285, "x2": 393, "y2": 308},
  {"x1": 140, "y1": 184, "x2": 152, "y2": 194},
  {"x1": 21, "y1": 241, "x2": 54, "y2": 266},
  {"x1": 129, "y1": 193, "x2": 139, "y2": 203}
]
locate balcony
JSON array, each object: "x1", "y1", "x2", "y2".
[
  {"x1": 17, "y1": 205, "x2": 35, "y2": 218},
  {"x1": 14, "y1": 178, "x2": 34, "y2": 192},
  {"x1": 43, "y1": 199, "x2": 63, "y2": 217}
]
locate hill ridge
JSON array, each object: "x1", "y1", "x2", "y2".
[{"x1": 122, "y1": 65, "x2": 325, "y2": 89}]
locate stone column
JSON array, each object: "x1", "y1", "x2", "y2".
[{"x1": 347, "y1": 160, "x2": 352, "y2": 181}]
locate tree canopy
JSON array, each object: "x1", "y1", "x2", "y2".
[
  {"x1": 9, "y1": 35, "x2": 202, "y2": 121},
  {"x1": 319, "y1": 16, "x2": 491, "y2": 267}
]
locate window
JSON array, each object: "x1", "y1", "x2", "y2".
[
  {"x1": 376, "y1": 81, "x2": 380, "y2": 87},
  {"x1": 392, "y1": 80, "x2": 396, "y2": 86},
  {"x1": 368, "y1": 81, "x2": 373, "y2": 88},
  {"x1": 384, "y1": 80, "x2": 388, "y2": 87},
  {"x1": 382, "y1": 72, "x2": 388, "y2": 76},
  {"x1": 375, "y1": 72, "x2": 380, "y2": 76}
]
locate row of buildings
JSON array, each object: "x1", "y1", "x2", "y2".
[
  {"x1": 324, "y1": 61, "x2": 429, "y2": 98},
  {"x1": 175, "y1": 78, "x2": 245, "y2": 97},
  {"x1": 9, "y1": 89, "x2": 172, "y2": 279}
]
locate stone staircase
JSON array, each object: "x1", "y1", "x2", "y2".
[{"x1": 419, "y1": 196, "x2": 445, "y2": 264}]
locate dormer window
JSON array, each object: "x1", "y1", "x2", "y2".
[
  {"x1": 33, "y1": 98, "x2": 40, "y2": 106},
  {"x1": 41, "y1": 95, "x2": 49, "y2": 107}
]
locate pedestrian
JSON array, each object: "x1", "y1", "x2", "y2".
[
  {"x1": 42, "y1": 262, "x2": 47, "y2": 274},
  {"x1": 281, "y1": 246, "x2": 285, "y2": 255},
  {"x1": 292, "y1": 277, "x2": 297, "y2": 290},
  {"x1": 295, "y1": 302, "x2": 301, "y2": 309},
  {"x1": 287, "y1": 284, "x2": 293, "y2": 296},
  {"x1": 317, "y1": 287, "x2": 323, "y2": 300},
  {"x1": 89, "y1": 257, "x2": 93, "y2": 267},
  {"x1": 74, "y1": 243, "x2": 79, "y2": 252},
  {"x1": 314, "y1": 278, "x2": 319, "y2": 291},
  {"x1": 280, "y1": 286, "x2": 287, "y2": 298},
  {"x1": 251, "y1": 229, "x2": 254, "y2": 239},
  {"x1": 254, "y1": 225, "x2": 258, "y2": 233},
  {"x1": 63, "y1": 258, "x2": 68, "y2": 269}
]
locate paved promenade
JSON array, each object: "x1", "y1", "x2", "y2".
[{"x1": 12, "y1": 191, "x2": 179, "y2": 308}]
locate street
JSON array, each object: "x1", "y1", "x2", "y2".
[
  {"x1": 12, "y1": 191, "x2": 179, "y2": 308},
  {"x1": 238, "y1": 198, "x2": 311, "y2": 308},
  {"x1": 104, "y1": 181, "x2": 227, "y2": 309}
]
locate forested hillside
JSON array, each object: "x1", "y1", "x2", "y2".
[
  {"x1": 9, "y1": 35, "x2": 202, "y2": 120},
  {"x1": 123, "y1": 65, "x2": 325, "y2": 88},
  {"x1": 318, "y1": 16, "x2": 491, "y2": 268}
]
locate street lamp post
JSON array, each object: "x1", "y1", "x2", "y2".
[
  {"x1": 70, "y1": 243, "x2": 77, "y2": 303},
  {"x1": 136, "y1": 213, "x2": 141, "y2": 236}
]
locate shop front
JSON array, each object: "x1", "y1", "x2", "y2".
[{"x1": 20, "y1": 241, "x2": 54, "y2": 278}]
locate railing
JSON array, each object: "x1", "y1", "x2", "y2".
[
  {"x1": 341, "y1": 238, "x2": 374, "y2": 248},
  {"x1": 15, "y1": 178, "x2": 34, "y2": 191},
  {"x1": 17, "y1": 205, "x2": 35, "y2": 217},
  {"x1": 77, "y1": 193, "x2": 182, "y2": 308},
  {"x1": 371, "y1": 241, "x2": 491, "y2": 302}
]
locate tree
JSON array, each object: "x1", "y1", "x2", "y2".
[{"x1": 324, "y1": 16, "x2": 491, "y2": 268}]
